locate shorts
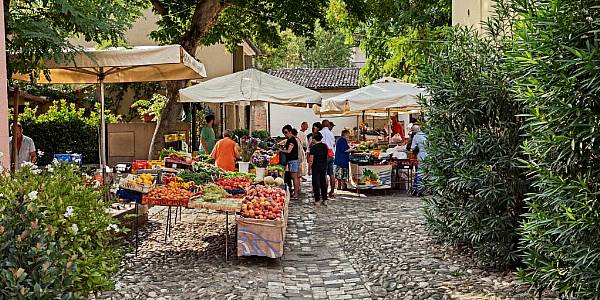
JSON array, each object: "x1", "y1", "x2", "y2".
[
  {"x1": 287, "y1": 160, "x2": 299, "y2": 173},
  {"x1": 326, "y1": 159, "x2": 334, "y2": 176},
  {"x1": 334, "y1": 166, "x2": 349, "y2": 180}
]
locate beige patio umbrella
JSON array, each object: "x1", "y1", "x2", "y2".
[{"x1": 13, "y1": 45, "x2": 207, "y2": 174}]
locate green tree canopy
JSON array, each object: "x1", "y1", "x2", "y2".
[
  {"x1": 256, "y1": 24, "x2": 353, "y2": 70},
  {"x1": 147, "y1": 0, "x2": 363, "y2": 157},
  {"x1": 7, "y1": 0, "x2": 146, "y2": 78},
  {"x1": 329, "y1": 0, "x2": 450, "y2": 83}
]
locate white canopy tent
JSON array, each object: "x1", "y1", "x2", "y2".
[
  {"x1": 179, "y1": 68, "x2": 321, "y2": 105},
  {"x1": 12, "y1": 45, "x2": 207, "y2": 174},
  {"x1": 318, "y1": 77, "x2": 427, "y2": 115}
]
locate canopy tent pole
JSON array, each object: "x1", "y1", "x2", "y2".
[
  {"x1": 387, "y1": 108, "x2": 391, "y2": 141},
  {"x1": 191, "y1": 103, "x2": 197, "y2": 153},
  {"x1": 267, "y1": 102, "x2": 271, "y2": 134},
  {"x1": 99, "y1": 68, "x2": 107, "y2": 181},
  {"x1": 356, "y1": 115, "x2": 359, "y2": 142}
]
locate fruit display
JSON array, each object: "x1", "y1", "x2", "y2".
[
  {"x1": 142, "y1": 186, "x2": 195, "y2": 207},
  {"x1": 216, "y1": 177, "x2": 252, "y2": 190},
  {"x1": 134, "y1": 173, "x2": 155, "y2": 185},
  {"x1": 199, "y1": 183, "x2": 230, "y2": 203},
  {"x1": 240, "y1": 194, "x2": 283, "y2": 220},
  {"x1": 355, "y1": 141, "x2": 381, "y2": 152},
  {"x1": 254, "y1": 175, "x2": 285, "y2": 186},
  {"x1": 246, "y1": 185, "x2": 286, "y2": 207},
  {"x1": 162, "y1": 174, "x2": 195, "y2": 190}
]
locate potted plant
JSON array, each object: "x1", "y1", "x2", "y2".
[
  {"x1": 239, "y1": 136, "x2": 258, "y2": 173},
  {"x1": 251, "y1": 151, "x2": 270, "y2": 179},
  {"x1": 130, "y1": 94, "x2": 167, "y2": 122}
]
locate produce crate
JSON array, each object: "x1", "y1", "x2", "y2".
[
  {"x1": 118, "y1": 178, "x2": 153, "y2": 194},
  {"x1": 54, "y1": 154, "x2": 82, "y2": 166},
  {"x1": 141, "y1": 197, "x2": 189, "y2": 207},
  {"x1": 132, "y1": 160, "x2": 148, "y2": 171},
  {"x1": 237, "y1": 191, "x2": 289, "y2": 258},
  {"x1": 147, "y1": 160, "x2": 165, "y2": 168},
  {"x1": 164, "y1": 157, "x2": 192, "y2": 170}
]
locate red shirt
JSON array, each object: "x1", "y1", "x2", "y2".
[{"x1": 392, "y1": 121, "x2": 405, "y2": 138}]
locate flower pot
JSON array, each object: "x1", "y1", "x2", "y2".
[
  {"x1": 238, "y1": 161, "x2": 250, "y2": 173},
  {"x1": 255, "y1": 167, "x2": 266, "y2": 179}
]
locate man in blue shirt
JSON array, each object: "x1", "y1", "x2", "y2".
[{"x1": 334, "y1": 129, "x2": 351, "y2": 190}]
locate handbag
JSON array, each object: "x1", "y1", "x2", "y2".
[
  {"x1": 279, "y1": 151, "x2": 287, "y2": 166},
  {"x1": 327, "y1": 148, "x2": 334, "y2": 159}
]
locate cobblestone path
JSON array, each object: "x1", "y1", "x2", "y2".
[{"x1": 100, "y1": 187, "x2": 553, "y2": 300}]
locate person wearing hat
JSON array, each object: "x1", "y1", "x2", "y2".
[{"x1": 320, "y1": 120, "x2": 336, "y2": 198}]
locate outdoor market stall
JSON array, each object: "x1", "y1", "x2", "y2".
[
  {"x1": 12, "y1": 45, "x2": 207, "y2": 178},
  {"x1": 115, "y1": 151, "x2": 291, "y2": 260},
  {"x1": 318, "y1": 77, "x2": 428, "y2": 191}
]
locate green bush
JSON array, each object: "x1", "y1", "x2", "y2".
[
  {"x1": 418, "y1": 25, "x2": 527, "y2": 266},
  {"x1": 251, "y1": 130, "x2": 271, "y2": 141},
  {"x1": 18, "y1": 100, "x2": 118, "y2": 165},
  {"x1": 509, "y1": 0, "x2": 600, "y2": 297},
  {"x1": 231, "y1": 128, "x2": 249, "y2": 142},
  {"x1": 0, "y1": 163, "x2": 123, "y2": 299}
]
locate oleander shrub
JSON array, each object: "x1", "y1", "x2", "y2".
[
  {"x1": 509, "y1": 0, "x2": 600, "y2": 297},
  {"x1": 0, "y1": 163, "x2": 123, "y2": 299},
  {"x1": 18, "y1": 100, "x2": 118, "y2": 166},
  {"x1": 418, "y1": 24, "x2": 527, "y2": 266}
]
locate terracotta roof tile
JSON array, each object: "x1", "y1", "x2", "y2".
[{"x1": 268, "y1": 67, "x2": 360, "y2": 90}]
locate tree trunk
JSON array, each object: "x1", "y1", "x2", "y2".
[{"x1": 148, "y1": 0, "x2": 225, "y2": 159}]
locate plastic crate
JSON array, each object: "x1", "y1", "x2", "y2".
[
  {"x1": 147, "y1": 160, "x2": 165, "y2": 168},
  {"x1": 116, "y1": 188, "x2": 143, "y2": 203},
  {"x1": 54, "y1": 154, "x2": 82, "y2": 166},
  {"x1": 132, "y1": 160, "x2": 148, "y2": 171}
]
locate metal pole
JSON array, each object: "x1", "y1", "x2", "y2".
[
  {"x1": 99, "y1": 69, "x2": 107, "y2": 182},
  {"x1": 191, "y1": 104, "x2": 197, "y2": 152},
  {"x1": 267, "y1": 102, "x2": 271, "y2": 134}
]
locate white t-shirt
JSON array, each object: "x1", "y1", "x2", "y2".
[
  {"x1": 320, "y1": 127, "x2": 335, "y2": 151},
  {"x1": 10, "y1": 135, "x2": 35, "y2": 169}
]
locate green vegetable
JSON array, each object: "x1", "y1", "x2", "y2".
[
  {"x1": 179, "y1": 170, "x2": 212, "y2": 185},
  {"x1": 223, "y1": 171, "x2": 256, "y2": 180}
]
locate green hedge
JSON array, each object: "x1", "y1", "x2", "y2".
[
  {"x1": 510, "y1": 0, "x2": 600, "y2": 297},
  {"x1": 18, "y1": 100, "x2": 117, "y2": 165},
  {"x1": 418, "y1": 25, "x2": 527, "y2": 266}
]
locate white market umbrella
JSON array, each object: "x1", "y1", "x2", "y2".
[
  {"x1": 13, "y1": 45, "x2": 207, "y2": 173},
  {"x1": 319, "y1": 77, "x2": 427, "y2": 115},
  {"x1": 179, "y1": 68, "x2": 321, "y2": 105}
]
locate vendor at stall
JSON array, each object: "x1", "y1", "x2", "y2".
[
  {"x1": 200, "y1": 115, "x2": 216, "y2": 154},
  {"x1": 210, "y1": 130, "x2": 241, "y2": 171},
  {"x1": 391, "y1": 115, "x2": 405, "y2": 142},
  {"x1": 334, "y1": 129, "x2": 351, "y2": 190}
]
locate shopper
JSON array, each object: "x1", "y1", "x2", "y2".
[
  {"x1": 281, "y1": 125, "x2": 300, "y2": 199},
  {"x1": 200, "y1": 115, "x2": 216, "y2": 154},
  {"x1": 308, "y1": 132, "x2": 329, "y2": 206},
  {"x1": 10, "y1": 122, "x2": 36, "y2": 169},
  {"x1": 410, "y1": 124, "x2": 428, "y2": 196},
  {"x1": 210, "y1": 130, "x2": 240, "y2": 171},
  {"x1": 297, "y1": 122, "x2": 309, "y2": 181},
  {"x1": 291, "y1": 128, "x2": 306, "y2": 187},
  {"x1": 334, "y1": 129, "x2": 351, "y2": 190},
  {"x1": 307, "y1": 121, "x2": 322, "y2": 148},
  {"x1": 320, "y1": 120, "x2": 336, "y2": 198}
]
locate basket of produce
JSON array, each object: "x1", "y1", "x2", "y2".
[
  {"x1": 119, "y1": 174, "x2": 155, "y2": 193},
  {"x1": 237, "y1": 185, "x2": 289, "y2": 258},
  {"x1": 142, "y1": 186, "x2": 196, "y2": 207}
]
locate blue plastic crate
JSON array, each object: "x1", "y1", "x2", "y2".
[
  {"x1": 116, "y1": 188, "x2": 143, "y2": 203},
  {"x1": 54, "y1": 154, "x2": 82, "y2": 166}
]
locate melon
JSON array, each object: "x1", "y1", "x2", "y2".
[
  {"x1": 263, "y1": 176, "x2": 276, "y2": 185},
  {"x1": 274, "y1": 177, "x2": 284, "y2": 186}
]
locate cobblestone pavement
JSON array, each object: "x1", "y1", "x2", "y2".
[{"x1": 100, "y1": 185, "x2": 553, "y2": 300}]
